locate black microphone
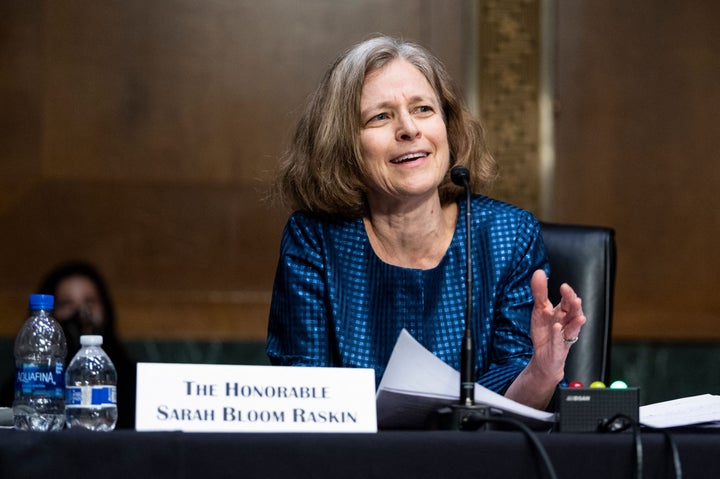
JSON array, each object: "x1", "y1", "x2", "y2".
[
  {"x1": 450, "y1": 165, "x2": 471, "y2": 189},
  {"x1": 450, "y1": 166, "x2": 475, "y2": 407}
]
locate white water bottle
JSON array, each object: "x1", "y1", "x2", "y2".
[
  {"x1": 13, "y1": 294, "x2": 67, "y2": 431},
  {"x1": 65, "y1": 335, "x2": 118, "y2": 431}
]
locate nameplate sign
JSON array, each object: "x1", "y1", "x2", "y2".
[{"x1": 135, "y1": 363, "x2": 377, "y2": 433}]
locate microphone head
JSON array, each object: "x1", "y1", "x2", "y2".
[{"x1": 450, "y1": 166, "x2": 471, "y2": 187}]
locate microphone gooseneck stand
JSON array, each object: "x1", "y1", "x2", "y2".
[{"x1": 432, "y1": 166, "x2": 494, "y2": 431}]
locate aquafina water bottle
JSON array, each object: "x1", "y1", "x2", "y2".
[
  {"x1": 65, "y1": 335, "x2": 118, "y2": 431},
  {"x1": 13, "y1": 294, "x2": 67, "y2": 431}
]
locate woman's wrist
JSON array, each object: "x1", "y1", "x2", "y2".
[{"x1": 504, "y1": 358, "x2": 563, "y2": 409}]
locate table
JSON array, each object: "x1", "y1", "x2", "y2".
[{"x1": 1, "y1": 428, "x2": 718, "y2": 478}]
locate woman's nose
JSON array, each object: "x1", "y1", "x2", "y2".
[{"x1": 395, "y1": 112, "x2": 420, "y2": 141}]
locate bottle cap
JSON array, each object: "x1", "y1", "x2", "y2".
[
  {"x1": 80, "y1": 335, "x2": 104, "y2": 346},
  {"x1": 29, "y1": 294, "x2": 54, "y2": 311}
]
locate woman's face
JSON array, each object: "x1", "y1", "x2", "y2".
[
  {"x1": 359, "y1": 59, "x2": 450, "y2": 210},
  {"x1": 54, "y1": 275, "x2": 105, "y2": 335}
]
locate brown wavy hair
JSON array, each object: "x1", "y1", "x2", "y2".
[{"x1": 274, "y1": 34, "x2": 497, "y2": 218}]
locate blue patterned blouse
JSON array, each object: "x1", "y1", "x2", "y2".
[{"x1": 266, "y1": 195, "x2": 549, "y2": 394}]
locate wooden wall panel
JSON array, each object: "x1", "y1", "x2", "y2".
[
  {"x1": 553, "y1": 1, "x2": 720, "y2": 339},
  {"x1": 7, "y1": 0, "x2": 715, "y2": 343},
  {"x1": 0, "y1": 0, "x2": 475, "y2": 340},
  {"x1": 478, "y1": 0, "x2": 542, "y2": 214}
]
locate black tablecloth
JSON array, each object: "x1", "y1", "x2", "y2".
[{"x1": 1, "y1": 428, "x2": 718, "y2": 478}]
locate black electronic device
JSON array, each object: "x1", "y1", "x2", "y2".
[{"x1": 557, "y1": 387, "x2": 640, "y2": 432}]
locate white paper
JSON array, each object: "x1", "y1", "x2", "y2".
[
  {"x1": 640, "y1": 393, "x2": 720, "y2": 428},
  {"x1": 376, "y1": 329, "x2": 556, "y2": 429}
]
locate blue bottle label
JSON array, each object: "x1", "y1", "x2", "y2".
[
  {"x1": 65, "y1": 385, "x2": 117, "y2": 407},
  {"x1": 15, "y1": 362, "x2": 65, "y2": 398}
]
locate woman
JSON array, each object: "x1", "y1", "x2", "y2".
[
  {"x1": 266, "y1": 35, "x2": 585, "y2": 410},
  {"x1": 37, "y1": 261, "x2": 137, "y2": 428}
]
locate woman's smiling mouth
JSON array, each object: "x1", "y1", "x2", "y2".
[{"x1": 390, "y1": 152, "x2": 429, "y2": 164}]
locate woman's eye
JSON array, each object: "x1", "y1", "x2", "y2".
[
  {"x1": 417, "y1": 105, "x2": 433, "y2": 113},
  {"x1": 364, "y1": 113, "x2": 388, "y2": 126}
]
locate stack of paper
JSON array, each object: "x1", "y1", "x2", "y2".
[
  {"x1": 375, "y1": 329, "x2": 556, "y2": 430},
  {"x1": 640, "y1": 394, "x2": 720, "y2": 428}
]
